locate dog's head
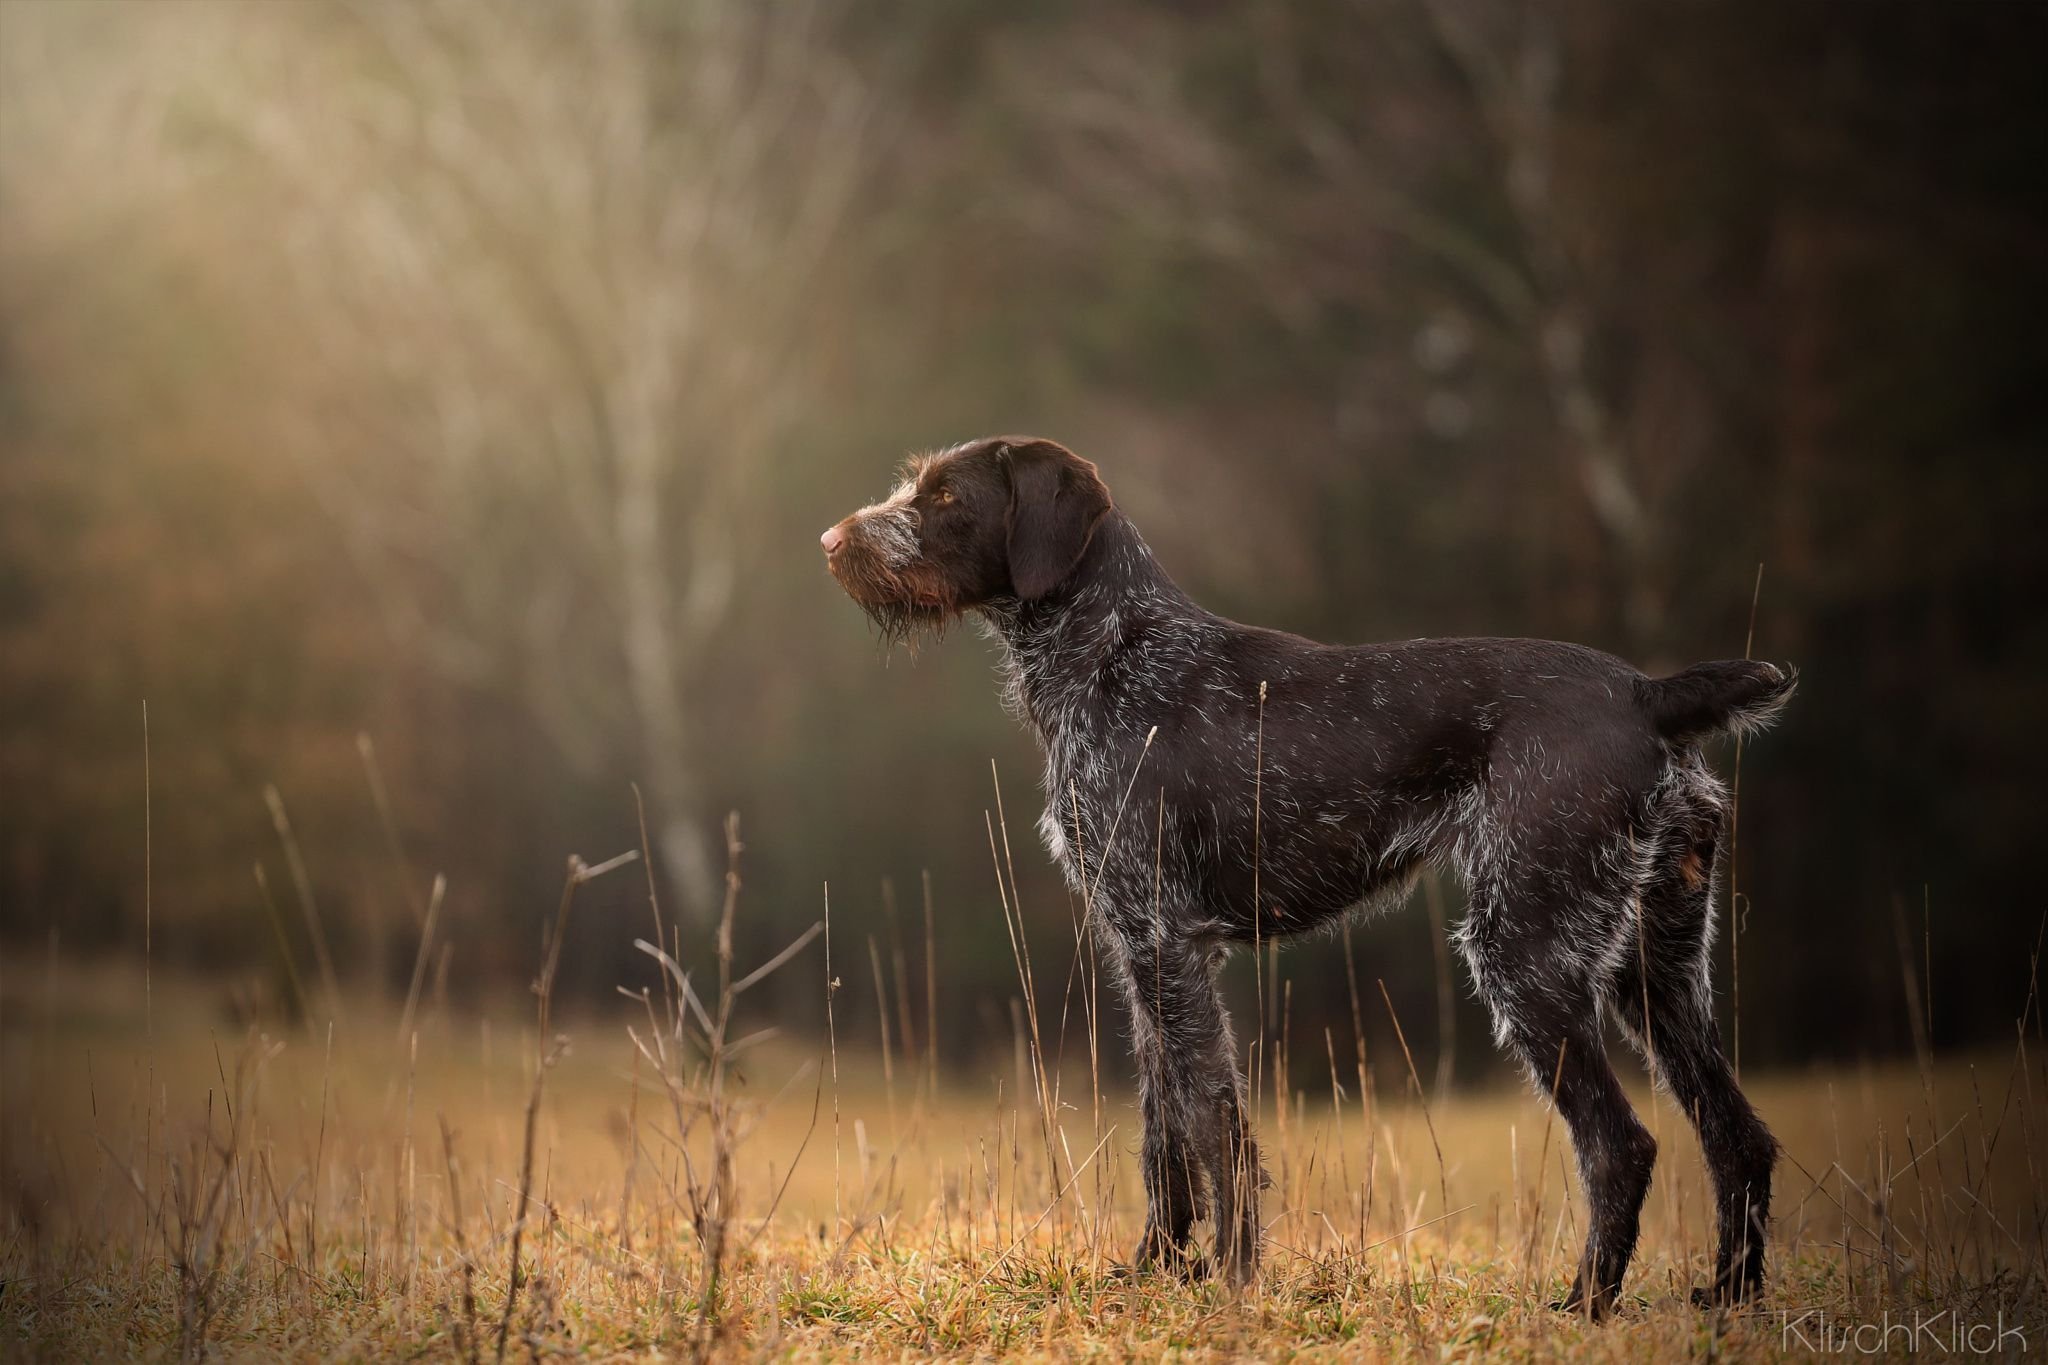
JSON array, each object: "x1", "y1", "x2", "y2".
[{"x1": 821, "y1": 437, "x2": 1112, "y2": 643}]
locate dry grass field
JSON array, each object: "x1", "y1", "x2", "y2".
[{"x1": 4, "y1": 914, "x2": 2045, "y2": 1361}]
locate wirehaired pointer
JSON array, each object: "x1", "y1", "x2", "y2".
[{"x1": 821, "y1": 437, "x2": 1793, "y2": 1316}]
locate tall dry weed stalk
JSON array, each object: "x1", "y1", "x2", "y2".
[
  {"x1": 495, "y1": 847, "x2": 640, "y2": 1363},
  {"x1": 629, "y1": 812, "x2": 823, "y2": 1356}
]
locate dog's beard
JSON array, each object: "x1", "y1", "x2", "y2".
[
  {"x1": 860, "y1": 598, "x2": 955, "y2": 651},
  {"x1": 830, "y1": 551, "x2": 958, "y2": 651}
]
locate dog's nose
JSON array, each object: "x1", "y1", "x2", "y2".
[{"x1": 820, "y1": 524, "x2": 845, "y2": 556}]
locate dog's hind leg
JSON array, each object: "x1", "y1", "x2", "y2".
[
  {"x1": 1608, "y1": 791, "x2": 1777, "y2": 1307},
  {"x1": 1462, "y1": 890, "x2": 1657, "y2": 1320}
]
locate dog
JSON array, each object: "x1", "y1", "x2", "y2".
[{"x1": 822, "y1": 436, "x2": 1793, "y2": 1315}]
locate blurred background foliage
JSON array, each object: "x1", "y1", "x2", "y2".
[{"x1": 1, "y1": 0, "x2": 2042, "y2": 1078}]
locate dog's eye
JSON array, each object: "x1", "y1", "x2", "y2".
[{"x1": 932, "y1": 487, "x2": 955, "y2": 505}]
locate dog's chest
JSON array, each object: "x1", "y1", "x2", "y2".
[{"x1": 1032, "y1": 727, "x2": 1131, "y2": 892}]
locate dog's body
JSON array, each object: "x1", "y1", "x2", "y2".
[{"x1": 824, "y1": 437, "x2": 1792, "y2": 1315}]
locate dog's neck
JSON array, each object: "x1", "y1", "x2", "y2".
[{"x1": 978, "y1": 512, "x2": 1211, "y2": 745}]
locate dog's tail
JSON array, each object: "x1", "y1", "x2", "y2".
[{"x1": 1637, "y1": 659, "x2": 1797, "y2": 744}]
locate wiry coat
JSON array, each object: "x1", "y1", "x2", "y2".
[{"x1": 823, "y1": 437, "x2": 1793, "y2": 1314}]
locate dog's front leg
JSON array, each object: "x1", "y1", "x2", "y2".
[
  {"x1": 1121, "y1": 938, "x2": 1213, "y2": 1279},
  {"x1": 1134, "y1": 1061, "x2": 1208, "y2": 1278}
]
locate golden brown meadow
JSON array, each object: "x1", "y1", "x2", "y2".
[
  {"x1": 3, "y1": 830, "x2": 2045, "y2": 1361},
  {"x1": 0, "y1": 806, "x2": 2031, "y2": 1358}
]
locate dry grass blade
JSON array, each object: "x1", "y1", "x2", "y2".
[
  {"x1": 251, "y1": 862, "x2": 314, "y2": 1030},
  {"x1": 633, "y1": 937, "x2": 717, "y2": 1039},
  {"x1": 397, "y1": 873, "x2": 447, "y2": 1048},
  {"x1": 264, "y1": 784, "x2": 344, "y2": 1025},
  {"x1": 735, "y1": 920, "x2": 825, "y2": 995},
  {"x1": 495, "y1": 849, "x2": 635, "y2": 1363},
  {"x1": 1378, "y1": 978, "x2": 1450, "y2": 1222}
]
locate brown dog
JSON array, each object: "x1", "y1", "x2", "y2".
[{"x1": 824, "y1": 437, "x2": 1792, "y2": 1311}]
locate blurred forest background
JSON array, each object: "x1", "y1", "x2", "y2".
[{"x1": 1, "y1": 0, "x2": 2042, "y2": 1080}]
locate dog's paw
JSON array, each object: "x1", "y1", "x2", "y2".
[{"x1": 1549, "y1": 1282, "x2": 1618, "y2": 1323}]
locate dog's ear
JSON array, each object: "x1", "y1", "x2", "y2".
[{"x1": 1003, "y1": 440, "x2": 1112, "y2": 601}]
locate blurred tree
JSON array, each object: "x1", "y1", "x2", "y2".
[
  {"x1": 194, "y1": 0, "x2": 884, "y2": 917},
  {"x1": 972, "y1": 0, "x2": 1724, "y2": 651}
]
